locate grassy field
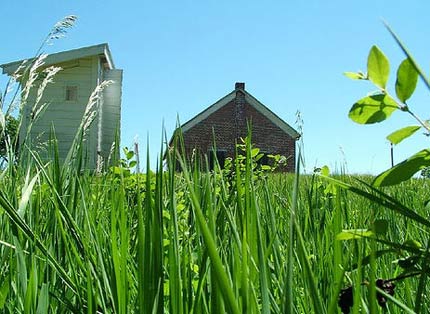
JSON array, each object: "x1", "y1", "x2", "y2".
[
  {"x1": 3, "y1": 14, "x2": 430, "y2": 313},
  {"x1": 0, "y1": 134, "x2": 429, "y2": 313}
]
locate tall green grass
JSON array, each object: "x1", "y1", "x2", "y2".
[
  {"x1": 1, "y1": 118, "x2": 430, "y2": 312},
  {"x1": 1, "y1": 45, "x2": 429, "y2": 312}
]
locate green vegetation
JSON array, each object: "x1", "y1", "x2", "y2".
[
  {"x1": 0, "y1": 115, "x2": 18, "y2": 164},
  {"x1": 345, "y1": 25, "x2": 430, "y2": 187},
  {"x1": 1, "y1": 17, "x2": 430, "y2": 313},
  {"x1": 1, "y1": 134, "x2": 430, "y2": 313},
  {"x1": 332, "y1": 24, "x2": 430, "y2": 314}
]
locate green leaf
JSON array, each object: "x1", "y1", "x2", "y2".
[
  {"x1": 255, "y1": 153, "x2": 264, "y2": 162},
  {"x1": 386, "y1": 125, "x2": 421, "y2": 145},
  {"x1": 344, "y1": 71, "x2": 366, "y2": 80},
  {"x1": 372, "y1": 219, "x2": 388, "y2": 235},
  {"x1": 373, "y1": 149, "x2": 430, "y2": 187},
  {"x1": 403, "y1": 239, "x2": 422, "y2": 250},
  {"x1": 251, "y1": 147, "x2": 260, "y2": 158},
  {"x1": 395, "y1": 58, "x2": 418, "y2": 103},
  {"x1": 320, "y1": 165, "x2": 330, "y2": 176},
  {"x1": 367, "y1": 45, "x2": 390, "y2": 89},
  {"x1": 126, "y1": 150, "x2": 134, "y2": 160},
  {"x1": 336, "y1": 229, "x2": 374, "y2": 240},
  {"x1": 349, "y1": 94, "x2": 398, "y2": 124}
]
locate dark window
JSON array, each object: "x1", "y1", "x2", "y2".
[
  {"x1": 65, "y1": 86, "x2": 78, "y2": 101},
  {"x1": 209, "y1": 150, "x2": 226, "y2": 170},
  {"x1": 258, "y1": 153, "x2": 270, "y2": 166}
]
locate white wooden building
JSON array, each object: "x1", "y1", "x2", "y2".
[{"x1": 1, "y1": 43, "x2": 122, "y2": 169}]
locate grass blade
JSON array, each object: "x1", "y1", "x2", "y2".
[
  {"x1": 178, "y1": 155, "x2": 241, "y2": 314},
  {"x1": 384, "y1": 22, "x2": 430, "y2": 91}
]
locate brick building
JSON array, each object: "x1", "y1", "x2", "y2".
[{"x1": 171, "y1": 82, "x2": 300, "y2": 172}]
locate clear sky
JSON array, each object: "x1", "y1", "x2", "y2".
[{"x1": 2, "y1": 1, "x2": 429, "y2": 174}]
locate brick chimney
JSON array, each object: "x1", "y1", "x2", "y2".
[
  {"x1": 235, "y1": 82, "x2": 245, "y2": 90},
  {"x1": 234, "y1": 82, "x2": 246, "y2": 138}
]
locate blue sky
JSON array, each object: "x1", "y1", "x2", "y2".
[{"x1": 2, "y1": 1, "x2": 429, "y2": 174}]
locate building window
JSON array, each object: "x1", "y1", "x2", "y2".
[
  {"x1": 258, "y1": 153, "x2": 270, "y2": 167},
  {"x1": 65, "y1": 86, "x2": 78, "y2": 101},
  {"x1": 209, "y1": 150, "x2": 226, "y2": 170}
]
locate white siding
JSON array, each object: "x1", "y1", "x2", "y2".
[
  {"x1": 20, "y1": 57, "x2": 98, "y2": 167},
  {"x1": 100, "y1": 69, "x2": 122, "y2": 162},
  {"x1": 18, "y1": 48, "x2": 122, "y2": 171}
]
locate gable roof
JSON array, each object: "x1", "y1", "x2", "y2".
[
  {"x1": 180, "y1": 83, "x2": 300, "y2": 139},
  {"x1": 0, "y1": 43, "x2": 115, "y2": 75}
]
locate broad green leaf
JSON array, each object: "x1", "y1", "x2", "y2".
[
  {"x1": 373, "y1": 149, "x2": 430, "y2": 187},
  {"x1": 126, "y1": 150, "x2": 134, "y2": 160},
  {"x1": 336, "y1": 229, "x2": 374, "y2": 240},
  {"x1": 386, "y1": 125, "x2": 421, "y2": 145},
  {"x1": 344, "y1": 71, "x2": 366, "y2": 80},
  {"x1": 349, "y1": 94, "x2": 398, "y2": 124},
  {"x1": 320, "y1": 165, "x2": 330, "y2": 176},
  {"x1": 395, "y1": 58, "x2": 418, "y2": 103},
  {"x1": 367, "y1": 45, "x2": 390, "y2": 89},
  {"x1": 112, "y1": 166, "x2": 121, "y2": 175},
  {"x1": 251, "y1": 147, "x2": 260, "y2": 158}
]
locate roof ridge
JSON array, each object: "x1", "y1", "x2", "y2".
[{"x1": 179, "y1": 85, "x2": 300, "y2": 139}]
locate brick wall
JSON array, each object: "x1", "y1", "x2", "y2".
[
  {"x1": 182, "y1": 100, "x2": 237, "y2": 159},
  {"x1": 181, "y1": 88, "x2": 297, "y2": 172}
]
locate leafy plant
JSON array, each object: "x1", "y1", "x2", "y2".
[
  {"x1": 327, "y1": 25, "x2": 430, "y2": 313},
  {"x1": 0, "y1": 115, "x2": 18, "y2": 164},
  {"x1": 5, "y1": 14, "x2": 430, "y2": 314},
  {"x1": 222, "y1": 136, "x2": 288, "y2": 185},
  {"x1": 345, "y1": 26, "x2": 430, "y2": 187}
]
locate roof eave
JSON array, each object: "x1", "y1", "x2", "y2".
[
  {"x1": 180, "y1": 91, "x2": 236, "y2": 133},
  {"x1": 0, "y1": 43, "x2": 115, "y2": 75},
  {"x1": 171, "y1": 86, "x2": 300, "y2": 145},
  {"x1": 102, "y1": 44, "x2": 115, "y2": 69},
  {"x1": 244, "y1": 91, "x2": 300, "y2": 139}
]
